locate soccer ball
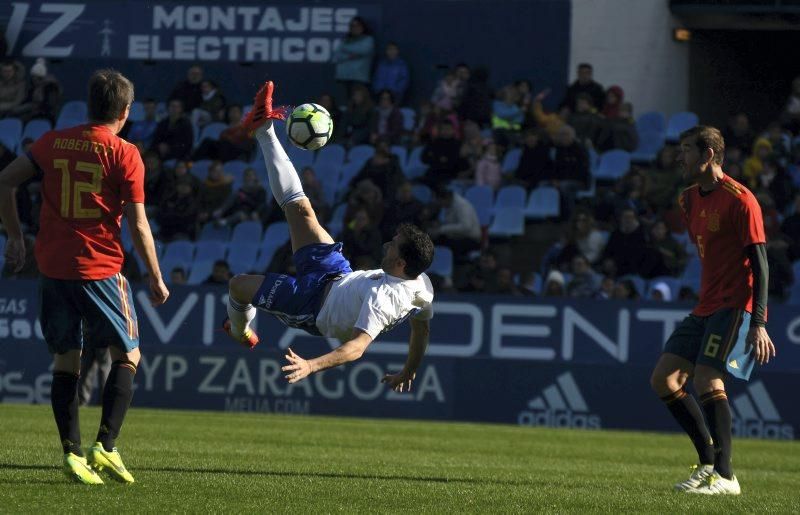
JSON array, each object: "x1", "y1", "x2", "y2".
[{"x1": 286, "y1": 103, "x2": 333, "y2": 150}]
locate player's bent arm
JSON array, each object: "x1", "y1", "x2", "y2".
[
  {"x1": 308, "y1": 330, "x2": 373, "y2": 374},
  {"x1": 0, "y1": 156, "x2": 37, "y2": 240},
  {"x1": 746, "y1": 243, "x2": 769, "y2": 328},
  {"x1": 403, "y1": 318, "x2": 430, "y2": 375},
  {"x1": 124, "y1": 202, "x2": 163, "y2": 280}
]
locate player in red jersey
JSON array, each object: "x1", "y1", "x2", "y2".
[
  {"x1": 650, "y1": 126, "x2": 776, "y2": 495},
  {"x1": 0, "y1": 70, "x2": 168, "y2": 485}
]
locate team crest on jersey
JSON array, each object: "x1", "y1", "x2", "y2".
[{"x1": 708, "y1": 211, "x2": 720, "y2": 232}]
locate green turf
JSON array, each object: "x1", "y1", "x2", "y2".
[{"x1": 0, "y1": 405, "x2": 798, "y2": 513}]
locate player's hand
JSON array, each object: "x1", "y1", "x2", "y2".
[
  {"x1": 746, "y1": 326, "x2": 776, "y2": 365},
  {"x1": 4, "y1": 236, "x2": 26, "y2": 273},
  {"x1": 381, "y1": 369, "x2": 416, "y2": 392},
  {"x1": 282, "y1": 348, "x2": 312, "y2": 383},
  {"x1": 148, "y1": 276, "x2": 170, "y2": 306}
]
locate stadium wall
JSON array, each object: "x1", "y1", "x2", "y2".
[
  {"x1": 1, "y1": 280, "x2": 798, "y2": 440},
  {"x1": 1, "y1": 0, "x2": 570, "y2": 109}
]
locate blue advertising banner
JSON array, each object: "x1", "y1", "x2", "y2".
[{"x1": 1, "y1": 279, "x2": 798, "y2": 439}]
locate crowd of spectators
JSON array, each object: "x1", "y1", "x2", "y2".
[{"x1": 2, "y1": 37, "x2": 799, "y2": 304}]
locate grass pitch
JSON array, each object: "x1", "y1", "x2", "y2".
[{"x1": 0, "y1": 404, "x2": 798, "y2": 513}]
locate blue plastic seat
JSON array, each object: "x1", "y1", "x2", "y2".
[
  {"x1": 19, "y1": 119, "x2": 52, "y2": 151},
  {"x1": 631, "y1": 129, "x2": 666, "y2": 163},
  {"x1": 501, "y1": 148, "x2": 522, "y2": 173},
  {"x1": 681, "y1": 256, "x2": 702, "y2": 290},
  {"x1": 404, "y1": 146, "x2": 426, "y2": 179},
  {"x1": 390, "y1": 145, "x2": 408, "y2": 168},
  {"x1": 524, "y1": 186, "x2": 561, "y2": 219},
  {"x1": 429, "y1": 246, "x2": 454, "y2": 278},
  {"x1": 285, "y1": 144, "x2": 315, "y2": 170},
  {"x1": 636, "y1": 111, "x2": 666, "y2": 134},
  {"x1": 314, "y1": 162, "x2": 341, "y2": 206},
  {"x1": 198, "y1": 122, "x2": 227, "y2": 143},
  {"x1": 187, "y1": 259, "x2": 214, "y2": 285},
  {"x1": 488, "y1": 207, "x2": 525, "y2": 237},
  {"x1": 0, "y1": 118, "x2": 23, "y2": 153},
  {"x1": 316, "y1": 144, "x2": 346, "y2": 168},
  {"x1": 411, "y1": 184, "x2": 433, "y2": 204},
  {"x1": 199, "y1": 222, "x2": 231, "y2": 242},
  {"x1": 666, "y1": 111, "x2": 699, "y2": 142},
  {"x1": 189, "y1": 159, "x2": 213, "y2": 180},
  {"x1": 594, "y1": 150, "x2": 631, "y2": 181},
  {"x1": 465, "y1": 185, "x2": 494, "y2": 226},
  {"x1": 227, "y1": 244, "x2": 259, "y2": 275},
  {"x1": 231, "y1": 220, "x2": 263, "y2": 246},
  {"x1": 494, "y1": 185, "x2": 527, "y2": 211},
  {"x1": 162, "y1": 240, "x2": 195, "y2": 263},
  {"x1": 194, "y1": 240, "x2": 227, "y2": 263},
  {"x1": 400, "y1": 107, "x2": 415, "y2": 131},
  {"x1": 56, "y1": 100, "x2": 88, "y2": 129},
  {"x1": 348, "y1": 144, "x2": 375, "y2": 169},
  {"x1": 254, "y1": 222, "x2": 291, "y2": 271},
  {"x1": 225, "y1": 159, "x2": 251, "y2": 178},
  {"x1": 161, "y1": 257, "x2": 192, "y2": 284},
  {"x1": 326, "y1": 203, "x2": 347, "y2": 237},
  {"x1": 128, "y1": 101, "x2": 145, "y2": 122}
]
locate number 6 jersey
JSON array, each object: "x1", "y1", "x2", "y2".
[{"x1": 28, "y1": 124, "x2": 145, "y2": 280}]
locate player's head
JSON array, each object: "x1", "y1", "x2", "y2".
[
  {"x1": 678, "y1": 125, "x2": 725, "y2": 179},
  {"x1": 87, "y1": 69, "x2": 134, "y2": 128},
  {"x1": 577, "y1": 63, "x2": 593, "y2": 83},
  {"x1": 381, "y1": 224, "x2": 434, "y2": 279}
]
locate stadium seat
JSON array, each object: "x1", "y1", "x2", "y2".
[
  {"x1": 404, "y1": 146, "x2": 427, "y2": 179},
  {"x1": 594, "y1": 150, "x2": 631, "y2": 182},
  {"x1": 681, "y1": 256, "x2": 702, "y2": 289},
  {"x1": 429, "y1": 246, "x2": 454, "y2": 279},
  {"x1": 665, "y1": 111, "x2": 699, "y2": 142},
  {"x1": 501, "y1": 147, "x2": 522, "y2": 173},
  {"x1": 316, "y1": 143, "x2": 346, "y2": 168},
  {"x1": 197, "y1": 122, "x2": 227, "y2": 146},
  {"x1": 314, "y1": 162, "x2": 341, "y2": 206},
  {"x1": 465, "y1": 184, "x2": 494, "y2": 226},
  {"x1": 227, "y1": 244, "x2": 259, "y2": 275},
  {"x1": 187, "y1": 259, "x2": 214, "y2": 285},
  {"x1": 162, "y1": 240, "x2": 195, "y2": 263},
  {"x1": 488, "y1": 207, "x2": 525, "y2": 237},
  {"x1": 20, "y1": 119, "x2": 52, "y2": 151},
  {"x1": 0, "y1": 233, "x2": 7, "y2": 253},
  {"x1": 494, "y1": 185, "x2": 527, "y2": 211},
  {"x1": 161, "y1": 257, "x2": 192, "y2": 284},
  {"x1": 338, "y1": 160, "x2": 362, "y2": 186},
  {"x1": 636, "y1": 111, "x2": 666, "y2": 134},
  {"x1": 189, "y1": 159, "x2": 213, "y2": 180},
  {"x1": 194, "y1": 240, "x2": 227, "y2": 263},
  {"x1": 631, "y1": 129, "x2": 666, "y2": 163},
  {"x1": 326, "y1": 203, "x2": 347, "y2": 237},
  {"x1": 55, "y1": 100, "x2": 88, "y2": 129},
  {"x1": 646, "y1": 276, "x2": 682, "y2": 301},
  {"x1": 231, "y1": 220, "x2": 263, "y2": 246},
  {"x1": 411, "y1": 184, "x2": 433, "y2": 204},
  {"x1": 286, "y1": 144, "x2": 315, "y2": 170},
  {"x1": 199, "y1": 222, "x2": 231, "y2": 242},
  {"x1": 524, "y1": 186, "x2": 561, "y2": 219},
  {"x1": 254, "y1": 222, "x2": 291, "y2": 271},
  {"x1": 619, "y1": 275, "x2": 647, "y2": 298},
  {"x1": 400, "y1": 107, "x2": 416, "y2": 131},
  {"x1": 347, "y1": 144, "x2": 375, "y2": 169},
  {"x1": 128, "y1": 101, "x2": 145, "y2": 122},
  {"x1": 390, "y1": 145, "x2": 408, "y2": 168},
  {"x1": 0, "y1": 118, "x2": 22, "y2": 153},
  {"x1": 224, "y1": 159, "x2": 251, "y2": 177}
]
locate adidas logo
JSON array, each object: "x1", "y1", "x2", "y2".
[
  {"x1": 517, "y1": 372, "x2": 601, "y2": 429},
  {"x1": 730, "y1": 381, "x2": 794, "y2": 440}
]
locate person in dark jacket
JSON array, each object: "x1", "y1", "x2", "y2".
[
  {"x1": 370, "y1": 89, "x2": 405, "y2": 144},
  {"x1": 150, "y1": 99, "x2": 194, "y2": 161},
  {"x1": 157, "y1": 176, "x2": 199, "y2": 241},
  {"x1": 515, "y1": 128, "x2": 554, "y2": 188},
  {"x1": 372, "y1": 42, "x2": 409, "y2": 104},
  {"x1": 349, "y1": 139, "x2": 404, "y2": 200},
  {"x1": 560, "y1": 63, "x2": 605, "y2": 112},
  {"x1": 213, "y1": 167, "x2": 267, "y2": 226},
  {"x1": 458, "y1": 66, "x2": 492, "y2": 127},
  {"x1": 169, "y1": 65, "x2": 204, "y2": 112},
  {"x1": 421, "y1": 119, "x2": 468, "y2": 189}
]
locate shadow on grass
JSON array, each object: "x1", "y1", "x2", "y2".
[{"x1": 0, "y1": 463, "x2": 540, "y2": 487}]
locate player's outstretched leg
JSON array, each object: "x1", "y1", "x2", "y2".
[
  {"x1": 52, "y1": 350, "x2": 103, "y2": 484},
  {"x1": 224, "y1": 274, "x2": 261, "y2": 349},
  {"x1": 88, "y1": 346, "x2": 140, "y2": 483}
]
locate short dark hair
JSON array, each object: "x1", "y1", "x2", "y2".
[
  {"x1": 87, "y1": 69, "x2": 134, "y2": 123},
  {"x1": 396, "y1": 224, "x2": 434, "y2": 278},
  {"x1": 578, "y1": 63, "x2": 593, "y2": 70},
  {"x1": 680, "y1": 125, "x2": 725, "y2": 165}
]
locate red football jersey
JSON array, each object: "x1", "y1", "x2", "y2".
[
  {"x1": 679, "y1": 174, "x2": 766, "y2": 317},
  {"x1": 29, "y1": 124, "x2": 144, "y2": 280}
]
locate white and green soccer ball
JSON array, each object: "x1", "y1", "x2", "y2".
[{"x1": 286, "y1": 103, "x2": 333, "y2": 150}]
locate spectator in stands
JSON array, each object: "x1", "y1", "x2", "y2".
[
  {"x1": 600, "y1": 207, "x2": 648, "y2": 277},
  {"x1": 762, "y1": 157, "x2": 796, "y2": 213},
  {"x1": 491, "y1": 85, "x2": 524, "y2": 145},
  {"x1": 491, "y1": 267, "x2": 523, "y2": 296},
  {"x1": 560, "y1": 62, "x2": 605, "y2": 112},
  {"x1": 0, "y1": 60, "x2": 26, "y2": 117},
  {"x1": 642, "y1": 145, "x2": 682, "y2": 212},
  {"x1": 191, "y1": 79, "x2": 226, "y2": 128},
  {"x1": 17, "y1": 58, "x2": 61, "y2": 123},
  {"x1": 767, "y1": 238, "x2": 794, "y2": 302},
  {"x1": 542, "y1": 270, "x2": 566, "y2": 297},
  {"x1": 782, "y1": 76, "x2": 800, "y2": 134},
  {"x1": 762, "y1": 121, "x2": 792, "y2": 165},
  {"x1": 421, "y1": 119, "x2": 468, "y2": 189},
  {"x1": 595, "y1": 275, "x2": 615, "y2": 300},
  {"x1": 380, "y1": 180, "x2": 427, "y2": 240},
  {"x1": 213, "y1": 167, "x2": 267, "y2": 227},
  {"x1": 567, "y1": 209, "x2": 607, "y2": 264},
  {"x1": 341, "y1": 207, "x2": 383, "y2": 266},
  {"x1": 169, "y1": 64, "x2": 204, "y2": 112},
  {"x1": 126, "y1": 98, "x2": 159, "y2": 148},
  {"x1": 162, "y1": 159, "x2": 200, "y2": 197},
  {"x1": 142, "y1": 150, "x2": 169, "y2": 212},
  {"x1": 370, "y1": 89, "x2": 404, "y2": 144},
  {"x1": 192, "y1": 104, "x2": 253, "y2": 162},
  {"x1": 300, "y1": 166, "x2": 330, "y2": 224},
  {"x1": 780, "y1": 193, "x2": 800, "y2": 260},
  {"x1": 458, "y1": 250, "x2": 498, "y2": 293},
  {"x1": 429, "y1": 186, "x2": 481, "y2": 256},
  {"x1": 156, "y1": 176, "x2": 199, "y2": 241},
  {"x1": 474, "y1": 142, "x2": 502, "y2": 190},
  {"x1": 597, "y1": 101, "x2": 638, "y2": 152},
  {"x1": 317, "y1": 93, "x2": 343, "y2": 143},
  {"x1": 612, "y1": 278, "x2": 640, "y2": 300},
  {"x1": 453, "y1": 63, "x2": 471, "y2": 105},
  {"x1": 206, "y1": 260, "x2": 232, "y2": 285},
  {"x1": 758, "y1": 192, "x2": 782, "y2": 240},
  {"x1": 170, "y1": 267, "x2": 187, "y2": 285},
  {"x1": 515, "y1": 128, "x2": 553, "y2": 188},
  {"x1": 550, "y1": 125, "x2": 591, "y2": 202},
  {"x1": 414, "y1": 101, "x2": 461, "y2": 145},
  {"x1": 649, "y1": 219, "x2": 687, "y2": 277},
  {"x1": 567, "y1": 93, "x2": 603, "y2": 148},
  {"x1": 372, "y1": 42, "x2": 409, "y2": 104},
  {"x1": 650, "y1": 281, "x2": 672, "y2": 302},
  {"x1": 197, "y1": 161, "x2": 233, "y2": 224},
  {"x1": 432, "y1": 69, "x2": 462, "y2": 111},
  {"x1": 531, "y1": 88, "x2": 568, "y2": 139},
  {"x1": 458, "y1": 66, "x2": 492, "y2": 127},
  {"x1": 514, "y1": 79, "x2": 533, "y2": 113},
  {"x1": 567, "y1": 254, "x2": 601, "y2": 298},
  {"x1": 743, "y1": 137, "x2": 772, "y2": 190},
  {"x1": 459, "y1": 120, "x2": 486, "y2": 170},
  {"x1": 722, "y1": 113, "x2": 755, "y2": 153},
  {"x1": 601, "y1": 85, "x2": 624, "y2": 119},
  {"x1": 350, "y1": 138, "x2": 404, "y2": 201},
  {"x1": 341, "y1": 84, "x2": 374, "y2": 146},
  {"x1": 150, "y1": 99, "x2": 194, "y2": 161},
  {"x1": 344, "y1": 179, "x2": 384, "y2": 227},
  {"x1": 333, "y1": 16, "x2": 375, "y2": 103}
]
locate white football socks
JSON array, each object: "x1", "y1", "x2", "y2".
[
  {"x1": 255, "y1": 122, "x2": 307, "y2": 208},
  {"x1": 227, "y1": 296, "x2": 256, "y2": 336}
]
